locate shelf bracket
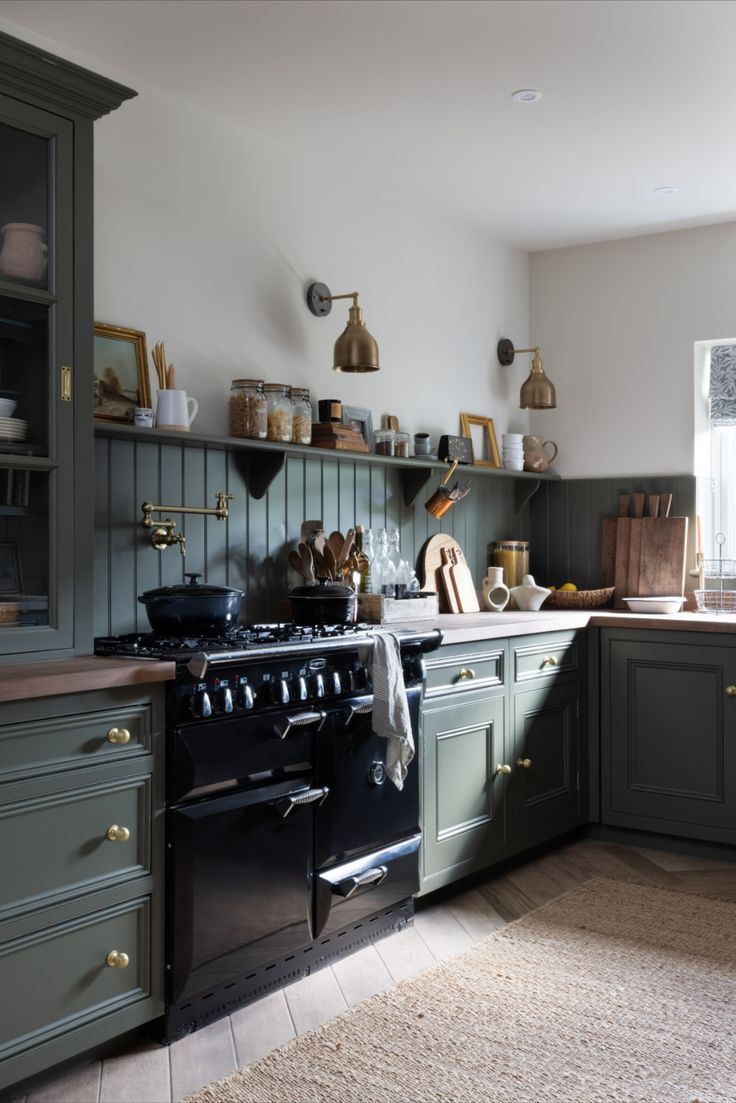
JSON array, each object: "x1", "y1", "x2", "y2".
[
  {"x1": 399, "y1": 466, "x2": 433, "y2": 507},
  {"x1": 232, "y1": 448, "x2": 286, "y2": 500},
  {"x1": 514, "y1": 477, "x2": 541, "y2": 513}
]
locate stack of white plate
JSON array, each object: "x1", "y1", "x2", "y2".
[
  {"x1": 502, "y1": 432, "x2": 524, "y2": 471},
  {"x1": 0, "y1": 417, "x2": 28, "y2": 442}
]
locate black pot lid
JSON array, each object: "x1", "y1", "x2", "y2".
[
  {"x1": 139, "y1": 572, "x2": 244, "y2": 602},
  {"x1": 290, "y1": 578, "x2": 355, "y2": 599}
]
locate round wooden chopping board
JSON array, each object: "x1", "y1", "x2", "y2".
[{"x1": 419, "y1": 533, "x2": 464, "y2": 610}]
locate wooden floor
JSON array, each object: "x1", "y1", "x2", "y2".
[{"x1": 9, "y1": 838, "x2": 736, "y2": 1103}]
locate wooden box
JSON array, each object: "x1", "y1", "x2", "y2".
[{"x1": 357, "y1": 592, "x2": 439, "y2": 623}]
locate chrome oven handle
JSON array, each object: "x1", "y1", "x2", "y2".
[
  {"x1": 274, "y1": 709, "x2": 326, "y2": 740},
  {"x1": 331, "y1": 865, "x2": 388, "y2": 898},
  {"x1": 345, "y1": 700, "x2": 373, "y2": 727},
  {"x1": 272, "y1": 786, "x2": 330, "y2": 818}
]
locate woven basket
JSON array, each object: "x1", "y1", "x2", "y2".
[{"x1": 542, "y1": 586, "x2": 615, "y2": 609}]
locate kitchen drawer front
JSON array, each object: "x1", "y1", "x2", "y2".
[
  {"x1": 0, "y1": 774, "x2": 151, "y2": 921},
  {"x1": 424, "y1": 642, "x2": 505, "y2": 698},
  {"x1": 512, "y1": 632, "x2": 578, "y2": 684},
  {"x1": 0, "y1": 895, "x2": 151, "y2": 1064},
  {"x1": 0, "y1": 698, "x2": 154, "y2": 784}
]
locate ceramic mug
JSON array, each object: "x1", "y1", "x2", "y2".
[
  {"x1": 134, "y1": 407, "x2": 154, "y2": 428},
  {"x1": 156, "y1": 389, "x2": 198, "y2": 431}
]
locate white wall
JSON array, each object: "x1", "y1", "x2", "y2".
[
  {"x1": 530, "y1": 222, "x2": 736, "y2": 478},
  {"x1": 0, "y1": 18, "x2": 531, "y2": 444}
]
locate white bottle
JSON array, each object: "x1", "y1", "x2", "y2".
[{"x1": 482, "y1": 565, "x2": 510, "y2": 612}]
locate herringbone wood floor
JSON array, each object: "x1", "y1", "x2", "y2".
[{"x1": 10, "y1": 838, "x2": 736, "y2": 1103}]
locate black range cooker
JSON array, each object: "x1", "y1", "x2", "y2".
[{"x1": 95, "y1": 622, "x2": 441, "y2": 1042}]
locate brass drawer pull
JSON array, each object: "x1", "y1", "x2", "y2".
[
  {"x1": 106, "y1": 950, "x2": 130, "y2": 969},
  {"x1": 106, "y1": 727, "x2": 131, "y2": 745},
  {"x1": 457, "y1": 668, "x2": 476, "y2": 681},
  {"x1": 541, "y1": 655, "x2": 558, "y2": 668},
  {"x1": 106, "y1": 824, "x2": 130, "y2": 842},
  {"x1": 726, "y1": 685, "x2": 736, "y2": 697},
  {"x1": 516, "y1": 757, "x2": 533, "y2": 769},
  {"x1": 495, "y1": 763, "x2": 512, "y2": 776}
]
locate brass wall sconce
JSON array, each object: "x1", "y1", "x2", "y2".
[
  {"x1": 141, "y1": 492, "x2": 234, "y2": 557},
  {"x1": 498, "y1": 338, "x2": 557, "y2": 410},
  {"x1": 306, "y1": 282, "x2": 379, "y2": 373}
]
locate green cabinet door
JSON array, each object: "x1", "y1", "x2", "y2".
[
  {"x1": 601, "y1": 631, "x2": 736, "y2": 844},
  {"x1": 511, "y1": 680, "x2": 581, "y2": 845},
  {"x1": 421, "y1": 691, "x2": 506, "y2": 893}
]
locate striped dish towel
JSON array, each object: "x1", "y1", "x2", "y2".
[{"x1": 370, "y1": 631, "x2": 414, "y2": 790}]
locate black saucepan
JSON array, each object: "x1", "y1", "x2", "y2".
[
  {"x1": 139, "y1": 573, "x2": 244, "y2": 635},
  {"x1": 289, "y1": 578, "x2": 357, "y2": 625}
]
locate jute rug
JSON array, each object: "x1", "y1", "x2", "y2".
[{"x1": 184, "y1": 878, "x2": 736, "y2": 1103}]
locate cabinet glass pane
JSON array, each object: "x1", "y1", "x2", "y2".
[
  {"x1": 0, "y1": 121, "x2": 49, "y2": 290},
  {"x1": 0, "y1": 468, "x2": 49, "y2": 628},
  {"x1": 0, "y1": 295, "x2": 49, "y2": 457}
]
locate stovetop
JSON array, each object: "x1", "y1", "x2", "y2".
[{"x1": 95, "y1": 623, "x2": 377, "y2": 661}]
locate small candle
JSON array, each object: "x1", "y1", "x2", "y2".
[{"x1": 696, "y1": 515, "x2": 703, "y2": 558}]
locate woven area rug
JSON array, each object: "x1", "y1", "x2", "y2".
[{"x1": 184, "y1": 878, "x2": 736, "y2": 1103}]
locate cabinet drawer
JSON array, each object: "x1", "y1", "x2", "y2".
[
  {"x1": 424, "y1": 643, "x2": 505, "y2": 698},
  {"x1": 0, "y1": 773, "x2": 151, "y2": 920},
  {"x1": 0, "y1": 895, "x2": 151, "y2": 1063},
  {"x1": 0, "y1": 701, "x2": 153, "y2": 784},
  {"x1": 512, "y1": 632, "x2": 578, "y2": 684}
]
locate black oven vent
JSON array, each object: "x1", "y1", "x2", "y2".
[{"x1": 148, "y1": 898, "x2": 414, "y2": 1044}]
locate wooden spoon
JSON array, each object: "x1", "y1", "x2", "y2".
[
  {"x1": 297, "y1": 542, "x2": 315, "y2": 582},
  {"x1": 322, "y1": 545, "x2": 338, "y2": 580},
  {"x1": 327, "y1": 531, "x2": 344, "y2": 560},
  {"x1": 338, "y1": 527, "x2": 356, "y2": 568}
]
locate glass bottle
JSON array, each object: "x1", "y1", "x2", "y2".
[
  {"x1": 229, "y1": 379, "x2": 267, "y2": 439},
  {"x1": 363, "y1": 527, "x2": 375, "y2": 592},
  {"x1": 373, "y1": 528, "x2": 396, "y2": 597},
  {"x1": 263, "y1": 383, "x2": 294, "y2": 442},
  {"x1": 353, "y1": 525, "x2": 373, "y2": 594},
  {"x1": 289, "y1": 387, "x2": 312, "y2": 445}
]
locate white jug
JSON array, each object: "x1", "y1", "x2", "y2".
[
  {"x1": 156, "y1": 389, "x2": 198, "y2": 431},
  {"x1": 482, "y1": 566, "x2": 510, "y2": 612}
]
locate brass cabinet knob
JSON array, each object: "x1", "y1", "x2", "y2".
[
  {"x1": 541, "y1": 655, "x2": 558, "y2": 668},
  {"x1": 495, "y1": 763, "x2": 512, "y2": 776},
  {"x1": 457, "y1": 668, "x2": 476, "y2": 681},
  {"x1": 105, "y1": 950, "x2": 130, "y2": 969},
  {"x1": 106, "y1": 824, "x2": 131, "y2": 842},
  {"x1": 106, "y1": 727, "x2": 131, "y2": 745},
  {"x1": 516, "y1": 757, "x2": 533, "y2": 769},
  {"x1": 726, "y1": 685, "x2": 736, "y2": 697}
]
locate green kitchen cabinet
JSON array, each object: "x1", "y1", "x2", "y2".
[
  {"x1": 0, "y1": 683, "x2": 165, "y2": 1093},
  {"x1": 0, "y1": 31, "x2": 134, "y2": 660},
  {"x1": 601, "y1": 628, "x2": 736, "y2": 845},
  {"x1": 420, "y1": 630, "x2": 585, "y2": 894}
]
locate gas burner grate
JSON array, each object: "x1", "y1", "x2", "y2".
[{"x1": 95, "y1": 622, "x2": 374, "y2": 660}]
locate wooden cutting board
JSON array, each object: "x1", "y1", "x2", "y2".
[
  {"x1": 419, "y1": 534, "x2": 463, "y2": 610},
  {"x1": 450, "y1": 547, "x2": 480, "y2": 613},
  {"x1": 439, "y1": 548, "x2": 461, "y2": 613},
  {"x1": 632, "y1": 517, "x2": 689, "y2": 596},
  {"x1": 613, "y1": 518, "x2": 631, "y2": 608},
  {"x1": 601, "y1": 518, "x2": 617, "y2": 587}
]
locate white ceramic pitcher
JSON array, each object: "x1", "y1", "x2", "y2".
[{"x1": 156, "y1": 389, "x2": 198, "y2": 431}]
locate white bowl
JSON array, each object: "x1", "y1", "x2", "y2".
[
  {"x1": 622, "y1": 596, "x2": 685, "y2": 614},
  {"x1": 0, "y1": 399, "x2": 17, "y2": 418}
]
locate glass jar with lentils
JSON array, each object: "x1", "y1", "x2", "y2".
[
  {"x1": 229, "y1": 379, "x2": 267, "y2": 439},
  {"x1": 289, "y1": 387, "x2": 312, "y2": 445},
  {"x1": 263, "y1": 383, "x2": 294, "y2": 442}
]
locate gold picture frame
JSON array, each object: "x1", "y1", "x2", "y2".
[
  {"x1": 459, "y1": 413, "x2": 501, "y2": 468},
  {"x1": 93, "y1": 322, "x2": 151, "y2": 423}
]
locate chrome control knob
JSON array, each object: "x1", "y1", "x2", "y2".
[
  {"x1": 272, "y1": 678, "x2": 290, "y2": 705},
  {"x1": 330, "y1": 671, "x2": 342, "y2": 695},
  {"x1": 215, "y1": 687, "x2": 233, "y2": 714},
  {"x1": 190, "y1": 691, "x2": 212, "y2": 719},
  {"x1": 297, "y1": 676, "x2": 309, "y2": 701},
  {"x1": 349, "y1": 669, "x2": 366, "y2": 692},
  {"x1": 239, "y1": 683, "x2": 254, "y2": 710},
  {"x1": 313, "y1": 673, "x2": 325, "y2": 698}
]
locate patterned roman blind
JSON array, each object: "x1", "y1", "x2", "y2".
[{"x1": 710, "y1": 344, "x2": 736, "y2": 426}]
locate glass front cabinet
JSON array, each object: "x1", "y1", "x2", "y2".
[{"x1": 0, "y1": 31, "x2": 135, "y2": 658}]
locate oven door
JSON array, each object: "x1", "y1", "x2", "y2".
[
  {"x1": 314, "y1": 832, "x2": 421, "y2": 937},
  {"x1": 167, "y1": 776, "x2": 326, "y2": 1004},
  {"x1": 314, "y1": 686, "x2": 421, "y2": 869}
]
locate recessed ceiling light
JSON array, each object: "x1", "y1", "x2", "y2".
[
  {"x1": 653, "y1": 186, "x2": 679, "y2": 196},
  {"x1": 511, "y1": 89, "x2": 543, "y2": 103}
]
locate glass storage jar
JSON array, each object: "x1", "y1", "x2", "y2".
[
  {"x1": 395, "y1": 431, "x2": 411, "y2": 458},
  {"x1": 263, "y1": 383, "x2": 294, "y2": 442},
  {"x1": 289, "y1": 387, "x2": 312, "y2": 445},
  {"x1": 374, "y1": 429, "x2": 395, "y2": 456},
  {"x1": 229, "y1": 379, "x2": 267, "y2": 439}
]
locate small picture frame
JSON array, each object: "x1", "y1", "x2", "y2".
[
  {"x1": 459, "y1": 413, "x2": 501, "y2": 468},
  {"x1": 0, "y1": 540, "x2": 22, "y2": 595},
  {"x1": 341, "y1": 405, "x2": 375, "y2": 451},
  {"x1": 93, "y1": 322, "x2": 151, "y2": 423}
]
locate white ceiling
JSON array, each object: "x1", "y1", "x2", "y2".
[{"x1": 1, "y1": 0, "x2": 735, "y2": 250}]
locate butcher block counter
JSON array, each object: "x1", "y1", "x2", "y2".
[{"x1": 0, "y1": 655, "x2": 175, "y2": 703}]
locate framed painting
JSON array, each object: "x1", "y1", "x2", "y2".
[
  {"x1": 459, "y1": 413, "x2": 501, "y2": 468},
  {"x1": 341, "y1": 405, "x2": 375, "y2": 451},
  {"x1": 93, "y1": 322, "x2": 151, "y2": 422}
]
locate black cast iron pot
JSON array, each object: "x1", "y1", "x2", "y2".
[
  {"x1": 138, "y1": 573, "x2": 244, "y2": 635},
  {"x1": 289, "y1": 578, "x2": 357, "y2": 626}
]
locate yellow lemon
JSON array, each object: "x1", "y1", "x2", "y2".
[
  {"x1": 560, "y1": 582, "x2": 577, "y2": 592},
  {"x1": 548, "y1": 585, "x2": 557, "y2": 590}
]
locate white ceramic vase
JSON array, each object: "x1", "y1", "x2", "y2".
[
  {"x1": 482, "y1": 566, "x2": 510, "y2": 612},
  {"x1": 509, "y1": 573, "x2": 551, "y2": 612}
]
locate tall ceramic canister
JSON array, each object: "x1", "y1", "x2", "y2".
[
  {"x1": 482, "y1": 566, "x2": 510, "y2": 612},
  {"x1": 0, "y1": 223, "x2": 47, "y2": 282}
]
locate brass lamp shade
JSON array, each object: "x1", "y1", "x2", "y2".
[
  {"x1": 498, "y1": 338, "x2": 557, "y2": 410},
  {"x1": 333, "y1": 303, "x2": 380, "y2": 373}
]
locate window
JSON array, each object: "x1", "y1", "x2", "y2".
[{"x1": 696, "y1": 341, "x2": 736, "y2": 565}]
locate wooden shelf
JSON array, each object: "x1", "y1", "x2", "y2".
[{"x1": 94, "y1": 422, "x2": 559, "y2": 507}]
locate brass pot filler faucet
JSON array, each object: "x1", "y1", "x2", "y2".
[{"x1": 141, "y1": 492, "x2": 234, "y2": 558}]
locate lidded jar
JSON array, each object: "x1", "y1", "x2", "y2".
[
  {"x1": 229, "y1": 379, "x2": 267, "y2": 440},
  {"x1": 263, "y1": 383, "x2": 294, "y2": 442},
  {"x1": 289, "y1": 387, "x2": 312, "y2": 445}
]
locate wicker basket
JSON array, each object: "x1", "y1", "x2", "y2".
[{"x1": 542, "y1": 586, "x2": 615, "y2": 609}]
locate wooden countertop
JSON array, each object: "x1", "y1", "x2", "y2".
[{"x1": 0, "y1": 655, "x2": 176, "y2": 703}]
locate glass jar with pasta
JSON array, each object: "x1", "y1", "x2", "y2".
[
  {"x1": 289, "y1": 387, "x2": 312, "y2": 445},
  {"x1": 263, "y1": 383, "x2": 294, "y2": 443},
  {"x1": 229, "y1": 379, "x2": 267, "y2": 439}
]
